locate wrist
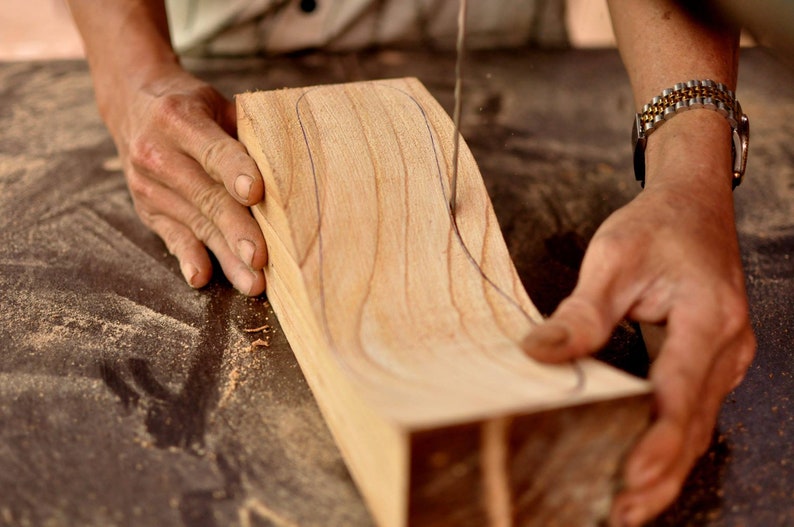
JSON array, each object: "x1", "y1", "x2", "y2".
[
  {"x1": 70, "y1": 1, "x2": 180, "y2": 119},
  {"x1": 643, "y1": 109, "x2": 735, "y2": 194},
  {"x1": 633, "y1": 79, "x2": 749, "y2": 192}
]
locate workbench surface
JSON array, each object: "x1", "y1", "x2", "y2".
[{"x1": 1, "y1": 49, "x2": 792, "y2": 526}]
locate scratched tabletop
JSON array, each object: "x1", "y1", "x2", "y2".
[{"x1": 1, "y1": 49, "x2": 792, "y2": 527}]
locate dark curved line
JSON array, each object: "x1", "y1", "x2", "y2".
[
  {"x1": 382, "y1": 84, "x2": 539, "y2": 323},
  {"x1": 295, "y1": 82, "x2": 584, "y2": 393},
  {"x1": 295, "y1": 88, "x2": 334, "y2": 351},
  {"x1": 379, "y1": 84, "x2": 584, "y2": 392}
]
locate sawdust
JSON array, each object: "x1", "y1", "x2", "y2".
[
  {"x1": 239, "y1": 497, "x2": 301, "y2": 527},
  {"x1": 216, "y1": 367, "x2": 240, "y2": 411},
  {"x1": 243, "y1": 323, "x2": 272, "y2": 333},
  {"x1": 242, "y1": 312, "x2": 277, "y2": 350}
]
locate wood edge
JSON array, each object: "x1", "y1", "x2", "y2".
[
  {"x1": 236, "y1": 80, "x2": 654, "y2": 526},
  {"x1": 250, "y1": 204, "x2": 412, "y2": 527},
  {"x1": 407, "y1": 393, "x2": 653, "y2": 527}
]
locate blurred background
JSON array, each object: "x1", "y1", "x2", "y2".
[
  {"x1": 1, "y1": 0, "x2": 84, "y2": 60},
  {"x1": 0, "y1": 0, "x2": 620, "y2": 60}
]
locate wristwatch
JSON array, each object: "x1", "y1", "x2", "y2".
[{"x1": 632, "y1": 79, "x2": 750, "y2": 189}]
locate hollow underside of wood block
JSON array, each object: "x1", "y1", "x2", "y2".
[
  {"x1": 409, "y1": 396, "x2": 650, "y2": 527},
  {"x1": 237, "y1": 78, "x2": 651, "y2": 527}
]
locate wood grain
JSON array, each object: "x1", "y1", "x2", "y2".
[{"x1": 237, "y1": 78, "x2": 652, "y2": 527}]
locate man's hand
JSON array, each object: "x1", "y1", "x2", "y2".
[
  {"x1": 67, "y1": 0, "x2": 267, "y2": 295},
  {"x1": 522, "y1": 145, "x2": 756, "y2": 525},
  {"x1": 106, "y1": 67, "x2": 267, "y2": 295}
]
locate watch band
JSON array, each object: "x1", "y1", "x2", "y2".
[{"x1": 632, "y1": 79, "x2": 750, "y2": 189}]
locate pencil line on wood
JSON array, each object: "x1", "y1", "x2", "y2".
[
  {"x1": 295, "y1": 82, "x2": 542, "y2": 350},
  {"x1": 295, "y1": 88, "x2": 337, "y2": 355}
]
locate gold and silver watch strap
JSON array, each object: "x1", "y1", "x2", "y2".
[{"x1": 632, "y1": 79, "x2": 750, "y2": 189}]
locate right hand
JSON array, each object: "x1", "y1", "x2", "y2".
[{"x1": 101, "y1": 64, "x2": 267, "y2": 295}]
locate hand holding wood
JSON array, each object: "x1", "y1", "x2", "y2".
[{"x1": 238, "y1": 78, "x2": 652, "y2": 527}]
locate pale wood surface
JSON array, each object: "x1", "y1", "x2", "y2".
[
  {"x1": 3, "y1": 50, "x2": 792, "y2": 527},
  {"x1": 237, "y1": 78, "x2": 651, "y2": 526}
]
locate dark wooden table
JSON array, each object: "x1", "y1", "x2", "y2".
[{"x1": 1, "y1": 48, "x2": 792, "y2": 526}]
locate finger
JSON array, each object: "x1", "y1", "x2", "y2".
[
  {"x1": 175, "y1": 96, "x2": 265, "y2": 206},
  {"x1": 176, "y1": 166, "x2": 268, "y2": 271},
  {"x1": 132, "y1": 172, "x2": 266, "y2": 296},
  {"x1": 205, "y1": 219, "x2": 266, "y2": 297},
  {"x1": 522, "y1": 239, "x2": 646, "y2": 362},
  {"x1": 685, "y1": 323, "x2": 755, "y2": 452},
  {"x1": 613, "y1": 305, "x2": 755, "y2": 526},
  {"x1": 622, "y1": 310, "x2": 718, "y2": 487},
  {"x1": 615, "y1": 340, "x2": 753, "y2": 527},
  {"x1": 127, "y1": 167, "x2": 213, "y2": 288},
  {"x1": 610, "y1": 472, "x2": 687, "y2": 527},
  {"x1": 146, "y1": 212, "x2": 213, "y2": 289},
  {"x1": 521, "y1": 297, "x2": 612, "y2": 362},
  {"x1": 612, "y1": 310, "x2": 729, "y2": 526},
  {"x1": 612, "y1": 381, "x2": 724, "y2": 527},
  {"x1": 129, "y1": 148, "x2": 268, "y2": 271}
]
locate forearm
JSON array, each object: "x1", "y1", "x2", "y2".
[
  {"x1": 67, "y1": 0, "x2": 179, "y2": 121},
  {"x1": 608, "y1": 0, "x2": 739, "y2": 105},
  {"x1": 608, "y1": 0, "x2": 741, "y2": 191}
]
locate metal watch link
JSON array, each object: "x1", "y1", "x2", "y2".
[{"x1": 631, "y1": 79, "x2": 750, "y2": 189}]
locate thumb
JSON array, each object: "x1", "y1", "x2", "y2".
[
  {"x1": 522, "y1": 292, "x2": 623, "y2": 363},
  {"x1": 521, "y1": 237, "x2": 645, "y2": 362}
]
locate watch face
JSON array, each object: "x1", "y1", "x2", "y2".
[
  {"x1": 632, "y1": 113, "x2": 647, "y2": 184},
  {"x1": 734, "y1": 114, "x2": 750, "y2": 187}
]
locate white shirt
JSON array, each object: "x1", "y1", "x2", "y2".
[{"x1": 166, "y1": 0, "x2": 567, "y2": 55}]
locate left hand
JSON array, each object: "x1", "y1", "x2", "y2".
[
  {"x1": 522, "y1": 173, "x2": 756, "y2": 526},
  {"x1": 102, "y1": 65, "x2": 268, "y2": 295}
]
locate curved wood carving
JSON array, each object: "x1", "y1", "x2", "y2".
[{"x1": 238, "y1": 78, "x2": 651, "y2": 527}]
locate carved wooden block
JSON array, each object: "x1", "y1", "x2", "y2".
[{"x1": 237, "y1": 78, "x2": 651, "y2": 527}]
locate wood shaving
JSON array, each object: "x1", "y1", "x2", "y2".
[
  {"x1": 250, "y1": 338, "x2": 271, "y2": 351},
  {"x1": 243, "y1": 324, "x2": 272, "y2": 333}
]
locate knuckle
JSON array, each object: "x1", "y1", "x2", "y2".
[
  {"x1": 128, "y1": 136, "x2": 165, "y2": 175},
  {"x1": 199, "y1": 138, "x2": 227, "y2": 172},
  {"x1": 558, "y1": 296, "x2": 609, "y2": 343},
  {"x1": 654, "y1": 477, "x2": 686, "y2": 516},
  {"x1": 154, "y1": 85, "x2": 219, "y2": 131},
  {"x1": 192, "y1": 217, "x2": 219, "y2": 248},
  {"x1": 691, "y1": 427, "x2": 713, "y2": 458},
  {"x1": 718, "y1": 292, "x2": 751, "y2": 338},
  {"x1": 731, "y1": 332, "x2": 757, "y2": 386},
  {"x1": 154, "y1": 223, "x2": 180, "y2": 255},
  {"x1": 589, "y1": 229, "x2": 633, "y2": 261},
  {"x1": 139, "y1": 211, "x2": 180, "y2": 255},
  {"x1": 193, "y1": 185, "x2": 227, "y2": 223},
  {"x1": 561, "y1": 296, "x2": 600, "y2": 323},
  {"x1": 581, "y1": 232, "x2": 636, "y2": 278},
  {"x1": 163, "y1": 230, "x2": 192, "y2": 258},
  {"x1": 193, "y1": 84, "x2": 225, "y2": 108},
  {"x1": 132, "y1": 201, "x2": 155, "y2": 227},
  {"x1": 199, "y1": 137, "x2": 248, "y2": 178},
  {"x1": 739, "y1": 332, "x2": 757, "y2": 368},
  {"x1": 155, "y1": 93, "x2": 194, "y2": 127},
  {"x1": 126, "y1": 170, "x2": 156, "y2": 202}
]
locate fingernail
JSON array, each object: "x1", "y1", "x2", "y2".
[
  {"x1": 181, "y1": 262, "x2": 200, "y2": 288},
  {"x1": 238, "y1": 239, "x2": 256, "y2": 267},
  {"x1": 234, "y1": 268, "x2": 258, "y2": 296},
  {"x1": 523, "y1": 324, "x2": 570, "y2": 351},
  {"x1": 234, "y1": 174, "x2": 253, "y2": 201}
]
